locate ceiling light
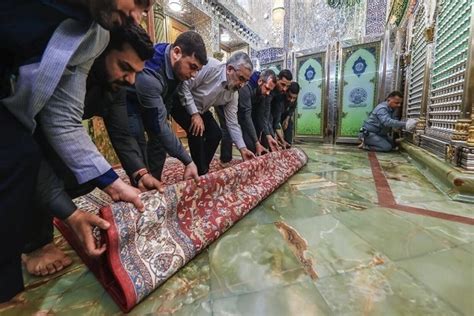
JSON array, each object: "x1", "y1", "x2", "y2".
[{"x1": 168, "y1": 0, "x2": 182, "y2": 12}]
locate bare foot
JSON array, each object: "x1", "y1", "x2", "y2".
[{"x1": 22, "y1": 243, "x2": 72, "y2": 276}]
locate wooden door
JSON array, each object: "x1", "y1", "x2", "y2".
[{"x1": 167, "y1": 18, "x2": 189, "y2": 138}]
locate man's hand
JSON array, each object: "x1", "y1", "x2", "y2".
[
  {"x1": 190, "y1": 113, "x2": 205, "y2": 136},
  {"x1": 137, "y1": 174, "x2": 164, "y2": 193},
  {"x1": 183, "y1": 161, "x2": 200, "y2": 182},
  {"x1": 266, "y1": 135, "x2": 279, "y2": 152},
  {"x1": 278, "y1": 139, "x2": 291, "y2": 149},
  {"x1": 282, "y1": 118, "x2": 290, "y2": 130},
  {"x1": 240, "y1": 147, "x2": 256, "y2": 161},
  {"x1": 64, "y1": 209, "x2": 110, "y2": 257},
  {"x1": 405, "y1": 118, "x2": 418, "y2": 132},
  {"x1": 255, "y1": 142, "x2": 268, "y2": 156},
  {"x1": 103, "y1": 178, "x2": 144, "y2": 211}
]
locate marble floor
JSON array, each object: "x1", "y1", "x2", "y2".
[{"x1": 2, "y1": 143, "x2": 473, "y2": 315}]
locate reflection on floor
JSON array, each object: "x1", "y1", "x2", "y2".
[{"x1": 2, "y1": 144, "x2": 473, "y2": 315}]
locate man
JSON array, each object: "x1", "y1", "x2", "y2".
[
  {"x1": 253, "y1": 69, "x2": 292, "y2": 152},
  {"x1": 128, "y1": 31, "x2": 207, "y2": 182},
  {"x1": 219, "y1": 69, "x2": 277, "y2": 164},
  {"x1": 22, "y1": 23, "x2": 156, "y2": 277},
  {"x1": 269, "y1": 69, "x2": 293, "y2": 148},
  {"x1": 280, "y1": 82, "x2": 300, "y2": 145},
  {"x1": 0, "y1": 0, "x2": 149, "y2": 303},
  {"x1": 359, "y1": 91, "x2": 417, "y2": 152},
  {"x1": 172, "y1": 52, "x2": 256, "y2": 175}
]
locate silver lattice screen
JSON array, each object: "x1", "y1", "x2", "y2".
[
  {"x1": 427, "y1": 0, "x2": 472, "y2": 140},
  {"x1": 406, "y1": 6, "x2": 427, "y2": 119}
]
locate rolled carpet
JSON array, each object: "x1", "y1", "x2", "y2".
[{"x1": 55, "y1": 147, "x2": 307, "y2": 312}]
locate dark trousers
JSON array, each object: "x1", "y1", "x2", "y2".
[
  {"x1": 171, "y1": 105, "x2": 221, "y2": 175},
  {"x1": 127, "y1": 112, "x2": 166, "y2": 181},
  {"x1": 215, "y1": 106, "x2": 233, "y2": 163},
  {"x1": 22, "y1": 132, "x2": 95, "y2": 255},
  {"x1": 0, "y1": 106, "x2": 41, "y2": 302},
  {"x1": 283, "y1": 117, "x2": 294, "y2": 144},
  {"x1": 146, "y1": 137, "x2": 167, "y2": 181}
]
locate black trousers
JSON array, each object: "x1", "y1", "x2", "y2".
[
  {"x1": 22, "y1": 131, "x2": 96, "y2": 254},
  {"x1": 171, "y1": 105, "x2": 221, "y2": 175},
  {"x1": 283, "y1": 117, "x2": 294, "y2": 144},
  {"x1": 215, "y1": 106, "x2": 233, "y2": 163},
  {"x1": 0, "y1": 106, "x2": 41, "y2": 302}
]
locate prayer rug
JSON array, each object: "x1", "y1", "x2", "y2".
[{"x1": 54, "y1": 148, "x2": 307, "y2": 312}]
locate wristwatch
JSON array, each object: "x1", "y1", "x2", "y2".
[{"x1": 134, "y1": 168, "x2": 149, "y2": 183}]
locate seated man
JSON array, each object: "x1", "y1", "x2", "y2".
[
  {"x1": 172, "y1": 52, "x2": 255, "y2": 175},
  {"x1": 359, "y1": 91, "x2": 417, "y2": 152},
  {"x1": 280, "y1": 82, "x2": 300, "y2": 145},
  {"x1": 21, "y1": 23, "x2": 156, "y2": 277},
  {"x1": 218, "y1": 69, "x2": 277, "y2": 163}
]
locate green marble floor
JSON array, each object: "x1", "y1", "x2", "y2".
[{"x1": 2, "y1": 144, "x2": 473, "y2": 315}]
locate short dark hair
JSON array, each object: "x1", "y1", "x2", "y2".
[
  {"x1": 260, "y1": 69, "x2": 277, "y2": 84},
  {"x1": 386, "y1": 91, "x2": 403, "y2": 99},
  {"x1": 288, "y1": 82, "x2": 300, "y2": 94},
  {"x1": 173, "y1": 31, "x2": 208, "y2": 66},
  {"x1": 107, "y1": 23, "x2": 154, "y2": 61},
  {"x1": 278, "y1": 69, "x2": 293, "y2": 81}
]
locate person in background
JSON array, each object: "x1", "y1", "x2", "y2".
[
  {"x1": 218, "y1": 69, "x2": 277, "y2": 164},
  {"x1": 254, "y1": 69, "x2": 293, "y2": 151},
  {"x1": 280, "y1": 81, "x2": 300, "y2": 145},
  {"x1": 359, "y1": 91, "x2": 417, "y2": 152}
]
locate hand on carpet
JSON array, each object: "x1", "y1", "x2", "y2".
[
  {"x1": 240, "y1": 147, "x2": 256, "y2": 161},
  {"x1": 183, "y1": 161, "x2": 200, "y2": 182},
  {"x1": 103, "y1": 178, "x2": 144, "y2": 211},
  {"x1": 267, "y1": 135, "x2": 279, "y2": 152},
  {"x1": 137, "y1": 174, "x2": 164, "y2": 193},
  {"x1": 255, "y1": 142, "x2": 268, "y2": 156},
  {"x1": 22, "y1": 243, "x2": 73, "y2": 276},
  {"x1": 64, "y1": 209, "x2": 110, "y2": 257}
]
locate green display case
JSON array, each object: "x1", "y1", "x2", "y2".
[
  {"x1": 295, "y1": 52, "x2": 326, "y2": 137},
  {"x1": 337, "y1": 42, "x2": 381, "y2": 139}
]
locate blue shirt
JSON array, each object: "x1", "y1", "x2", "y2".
[
  {"x1": 363, "y1": 101, "x2": 406, "y2": 135},
  {"x1": 126, "y1": 44, "x2": 193, "y2": 165}
]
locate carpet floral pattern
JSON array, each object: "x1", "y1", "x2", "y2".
[{"x1": 55, "y1": 148, "x2": 307, "y2": 311}]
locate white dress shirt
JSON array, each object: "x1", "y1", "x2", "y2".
[{"x1": 178, "y1": 57, "x2": 246, "y2": 149}]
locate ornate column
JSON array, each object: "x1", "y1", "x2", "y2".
[
  {"x1": 414, "y1": 24, "x2": 434, "y2": 143},
  {"x1": 448, "y1": 3, "x2": 474, "y2": 168}
]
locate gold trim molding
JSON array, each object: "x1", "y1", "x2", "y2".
[{"x1": 452, "y1": 118, "x2": 472, "y2": 142}]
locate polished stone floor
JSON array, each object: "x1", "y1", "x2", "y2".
[{"x1": 2, "y1": 144, "x2": 473, "y2": 315}]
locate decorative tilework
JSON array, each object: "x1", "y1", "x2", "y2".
[
  {"x1": 366, "y1": 0, "x2": 388, "y2": 35},
  {"x1": 289, "y1": 0, "x2": 367, "y2": 52}
]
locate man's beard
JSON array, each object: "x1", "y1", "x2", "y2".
[
  {"x1": 227, "y1": 82, "x2": 240, "y2": 91},
  {"x1": 109, "y1": 79, "x2": 132, "y2": 91},
  {"x1": 93, "y1": 57, "x2": 130, "y2": 92}
]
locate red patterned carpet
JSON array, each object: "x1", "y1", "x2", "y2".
[{"x1": 55, "y1": 148, "x2": 307, "y2": 312}]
